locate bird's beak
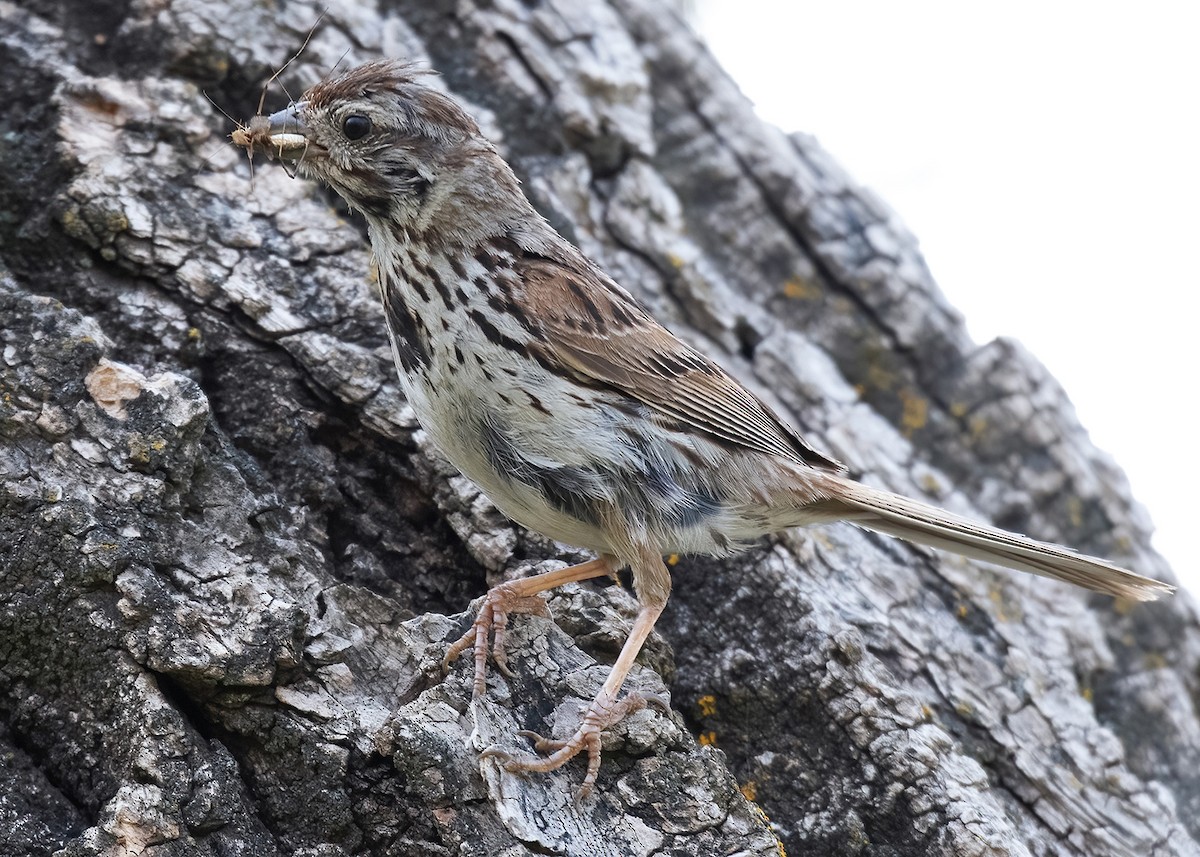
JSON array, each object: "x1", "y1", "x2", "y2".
[
  {"x1": 262, "y1": 101, "x2": 311, "y2": 161},
  {"x1": 266, "y1": 102, "x2": 308, "y2": 136}
]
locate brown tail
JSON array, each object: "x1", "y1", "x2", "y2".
[{"x1": 822, "y1": 477, "x2": 1174, "y2": 601}]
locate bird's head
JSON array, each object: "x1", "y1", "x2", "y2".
[{"x1": 236, "y1": 60, "x2": 528, "y2": 240}]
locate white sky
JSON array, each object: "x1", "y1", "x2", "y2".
[{"x1": 693, "y1": 0, "x2": 1198, "y2": 594}]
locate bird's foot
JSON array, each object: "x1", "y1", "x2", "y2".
[
  {"x1": 443, "y1": 558, "x2": 615, "y2": 697},
  {"x1": 443, "y1": 580, "x2": 551, "y2": 697},
  {"x1": 481, "y1": 689, "x2": 670, "y2": 799}
]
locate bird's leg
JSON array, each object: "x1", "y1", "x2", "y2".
[
  {"x1": 482, "y1": 552, "x2": 671, "y2": 798},
  {"x1": 444, "y1": 556, "x2": 616, "y2": 697},
  {"x1": 482, "y1": 601, "x2": 666, "y2": 798}
]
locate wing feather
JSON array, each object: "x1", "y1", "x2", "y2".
[{"x1": 515, "y1": 250, "x2": 840, "y2": 471}]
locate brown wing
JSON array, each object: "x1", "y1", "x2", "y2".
[{"x1": 517, "y1": 253, "x2": 841, "y2": 471}]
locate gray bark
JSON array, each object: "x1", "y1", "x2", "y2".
[{"x1": 1, "y1": 1, "x2": 1196, "y2": 855}]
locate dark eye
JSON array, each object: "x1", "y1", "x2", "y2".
[{"x1": 342, "y1": 114, "x2": 371, "y2": 140}]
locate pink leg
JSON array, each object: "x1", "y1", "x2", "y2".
[
  {"x1": 444, "y1": 556, "x2": 616, "y2": 697},
  {"x1": 481, "y1": 599, "x2": 667, "y2": 798}
]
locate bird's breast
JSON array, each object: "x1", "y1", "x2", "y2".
[{"x1": 368, "y1": 232, "x2": 802, "y2": 561}]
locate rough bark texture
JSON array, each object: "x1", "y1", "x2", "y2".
[{"x1": 1, "y1": 1, "x2": 1197, "y2": 855}]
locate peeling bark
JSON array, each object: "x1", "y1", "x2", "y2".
[{"x1": 0, "y1": 1, "x2": 1196, "y2": 855}]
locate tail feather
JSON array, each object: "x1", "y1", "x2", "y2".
[{"x1": 825, "y1": 478, "x2": 1174, "y2": 602}]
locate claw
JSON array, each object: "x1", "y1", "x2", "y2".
[
  {"x1": 641, "y1": 693, "x2": 672, "y2": 715},
  {"x1": 478, "y1": 744, "x2": 517, "y2": 765}
]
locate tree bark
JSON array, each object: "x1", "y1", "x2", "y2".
[{"x1": 1, "y1": 1, "x2": 1196, "y2": 855}]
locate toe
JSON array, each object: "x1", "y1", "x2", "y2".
[{"x1": 517, "y1": 729, "x2": 568, "y2": 752}]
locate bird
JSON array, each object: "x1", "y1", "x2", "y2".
[{"x1": 233, "y1": 59, "x2": 1174, "y2": 797}]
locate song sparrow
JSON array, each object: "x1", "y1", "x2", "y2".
[{"x1": 234, "y1": 60, "x2": 1173, "y2": 797}]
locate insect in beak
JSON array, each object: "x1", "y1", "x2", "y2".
[{"x1": 231, "y1": 101, "x2": 311, "y2": 163}]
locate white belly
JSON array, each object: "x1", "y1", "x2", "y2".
[{"x1": 397, "y1": 344, "x2": 620, "y2": 553}]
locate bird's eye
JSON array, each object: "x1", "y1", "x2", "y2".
[{"x1": 342, "y1": 114, "x2": 372, "y2": 140}]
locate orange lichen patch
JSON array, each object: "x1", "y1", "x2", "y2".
[
  {"x1": 968, "y1": 415, "x2": 989, "y2": 441},
  {"x1": 863, "y1": 358, "x2": 898, "y2": 393},
  {"x1": 988, "y1": 587, "x2": 1021, "y2": 624},
  {"x1": 1113, "y1": 597, "x2": 1136, "y2": 616},
  {"x1": 697, "y1": 694, "x2": 717, "y2": 717},
  {"x1": 747, "y1": 803, "x2": 788, "y2": 857},
  {"x1": 739, "y1": 780, "x2": 758, "y2": 802},
  {"x1": 1065, "y1": 495, "x2": 1085, "y2": 529},
  {"x1": 128, "y1": 435, "x2": 167, "y2": 464},
  {"x1": 698, "y1": 731, "x2": 718, "y2": 747},
  {"x1": 781, "y1": 277, "x2": 820, "y2": 300},
  {"x1": 898, "y1": 387, "x2": 928, "y2": 436}
]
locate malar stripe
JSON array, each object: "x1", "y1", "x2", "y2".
[
  {"x1": 382, "y1": 260, "x2": 431, "y2": 306},
  {"x1": 382, "y1": 299, "x2": 432, "y2": 372},
  {"x1": 355, "y1": 194, "x2": 393, "y2": 217}
]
